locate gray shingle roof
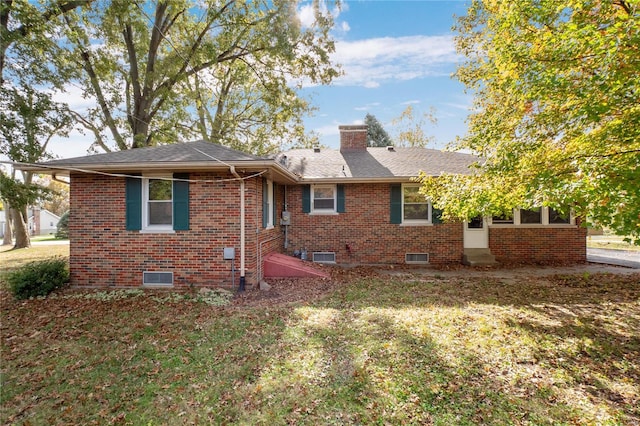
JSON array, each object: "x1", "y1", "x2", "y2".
[
  {"x1": 26, "y1": 140, "x2": 478, "y2": 182},
  {"x1": 42, "y1": 140, "x2": 264, "y2": 166},
  {"x1": 280, "y1": 147, "x2": 478, "y2": 180}
]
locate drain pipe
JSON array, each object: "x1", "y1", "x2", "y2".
[{"x1": 230, "y1": 166, "x2": 246, "y2": 292}]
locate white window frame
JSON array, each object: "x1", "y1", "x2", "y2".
[
  {"x1": 141, "y1": 175, "x2": 174, "y2": 233},
  {"x1": 402, "y1": 184, "x2": 431, "y2": 225},
  {"x1": 489, "y1": 207, "x2": 574, "y2": 227},
  {"x1": 266, "y1": 179, "x2": 274, "y2": 229},
  {"x1": 311, "y1": 184, "x2": 337, "y2": 214}
]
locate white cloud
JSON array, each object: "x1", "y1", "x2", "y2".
[
  {"x1": 298, "y1": 1, "x2": 344, "y2": 29},
  {"x1": 401, "y1": 100, "x2": 421, "y2": 105},
  {"x1": 48, "y1": 83, "x2": 96, "y2": 111},
  {"x1": 442, "y1": 101, "x2": 471, "y2": 111},
  {"x1": 297, "y1": 3, "x2": 316, "y2": 27},
  {"x1": 330, "y1": 35, "x2": 458, "y2": 88},
  {"x1": 354, "y1": 102, "x2": 380, "y2": 111}
]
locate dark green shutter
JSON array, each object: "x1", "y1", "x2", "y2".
[
  {"x1": 125, "y1": 177, "x2": 142, "y2": 230},
  {"x1": 337, "y1": 184, "x2": 345, "y2": 213},
  {"x1": 262, "y1": 179, "x2": 268, "y2": 228},
  {"x1": 173, "y1": 173, "x2": 189, "y2": 230},
  {"x1": 390, "y1": 184, "x2": 402, "y2": 224},
  {"x1": 302, "y1": 185, "x2": 311, "y2": 213},
  {"x1": 273, "y1": 183, "x2": 278, "y2": 224},
  {"x1": 432, "y1": 208, "x2": 443, "y2": 224}
]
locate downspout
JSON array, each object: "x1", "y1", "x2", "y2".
[{"x1": 230, "y1": 166, "x2": 246, "y2": 292}]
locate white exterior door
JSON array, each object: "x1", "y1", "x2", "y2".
[{"x1": 463, "y1": 216, "x2": 489, "y2": 249}]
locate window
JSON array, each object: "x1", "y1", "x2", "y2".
[
  {"x1": 467, "y1": 215, "x2": 484, "y2": 229},
  {"x1": 390, "y1": 184, "x2": 432, "y2": 225},
  {"x1": 492, "y1": 212, "x2": 514, "y2": 224},
  {"x1": 302, "y1": 185, "x2": 345, "y2": 214},
  {"x1": 489, "y1": 207, "x2": 573, "y2": 226},
  {"x1": 126, "y1": 174, "x2": 189, "y2": 232},
  {"x1": 548, "y1": 207, "x2": 570, "y2": 224},
  {"x1": 313, "y1": 185, "x2": 335, "y2": 212},
  {"x1": 145, "y1": 178, "x2": 173, "y2": 227},
  {"x1": 263, "y1": 179, "x2": 275, "y2": 228},
  {"x1": 405, "y1": 253, "x2": 429, "y2": 264},
  {"x1": 520, "y1": 207, "x2": 542, "y2": 224},
  {"x1": 402, "y1": 185, "x2": 430, "y2": 223}
]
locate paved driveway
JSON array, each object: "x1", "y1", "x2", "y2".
[{"x1": 587, "y1": 248, "x2": 640, "y2": 269}]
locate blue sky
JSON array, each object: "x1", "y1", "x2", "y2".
[
  {"x1": 45, "y1": 0, "x2": 472, "y2": 159},
  {"x1": 299, "y1": 0, "x2": 472, "y2": 150}
]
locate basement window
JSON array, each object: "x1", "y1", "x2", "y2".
[
  {"x1": 312, "y1": 252, "x2": 336, "y2": 263},
  {"x1": 143, "y1": 271, "x2": 174, "y2": 286},
  {"x1": 405, "y1": 253, "x2": 429, "y2": 264}
]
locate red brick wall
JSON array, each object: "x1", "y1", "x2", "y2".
[
  {"x1": 69, "y1": 172, "x2": 586, "y2": 289},
  {"x1": 285, "y1": 183, "x2": 464, "y2": 264},
  {"x1": 69, "y1": 173, "x2": 284, "y2": 289},
  {"x1": 489, "y1": 225, "x2": 587, "y2": 264},
  {"x1": 339, "y1": 125, "x2": 368, "y2": 152}
]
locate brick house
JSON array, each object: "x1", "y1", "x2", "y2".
[{"x1": 22, "y1": 125, "x2": 586, "y2": 289}]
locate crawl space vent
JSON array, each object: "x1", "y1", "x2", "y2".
[
  {"x1": 312, "y1": 252, "x2": 336, "y2": 263},
  {"x1": 405, "y1": 253, "x2": 429, "y2": 264},
  {"x1": 143, "y1": 271, "x2": 174, "y2": 286}
]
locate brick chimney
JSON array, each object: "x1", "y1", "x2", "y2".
[{"x1": 339, "y1": 125, "x2": 368, "y2": 152}]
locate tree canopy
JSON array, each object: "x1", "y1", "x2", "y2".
[
  {"x1": 0, "y1": 86, "x2": 73, "y2": 248},
  {"x1": 364, "y1": 113, "x2": 393, "y2": 147},
  {"x1": 46, "y1": 0, "x2": 339, "y2": 154},
  {"x1": 391, "y1": 105, "x2": 436, "y2": 148},
  {"x1": 418, "y1": 0, "x2": 640, "y2": 243}
]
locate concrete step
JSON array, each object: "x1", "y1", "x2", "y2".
[{"x1": 462, "y1": 248, "x2": 499, "y2": 267}]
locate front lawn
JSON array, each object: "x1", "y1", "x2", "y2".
[
  {"x1": 0, "y1": 244, "x2": 69, "y2": 272},
  {"x1": 1, "y1": 269, "x2": 639, "y2": 425}
]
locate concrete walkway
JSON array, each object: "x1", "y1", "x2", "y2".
[{"x1": 587, "y1": 247, "x2": 640, "y2": 269}]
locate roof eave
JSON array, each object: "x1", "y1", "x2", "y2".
[{"x1": 16, "y1": 160, "x2": 301, "y2": 184}]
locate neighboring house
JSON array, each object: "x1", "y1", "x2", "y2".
[
  {"x1": 20, "y1": 125, "x2": 586, "y2": 289},
  {"x1": 28, "y1": 207, "x2": 61, "y2": 236},
  {"x1": 0, "y1": 208, "x2": 60, "y2": 237}
]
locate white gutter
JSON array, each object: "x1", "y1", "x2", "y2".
[{"x1": 229, "y1": 166, "x2": 246, "y2": 291}]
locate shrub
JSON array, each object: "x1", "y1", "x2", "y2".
[
  {"x1": 7, "y1": 257, "x2": 70, "y2": 300},
  {"x1": 55, "y1": 210, "x2": 69, "y2": 239}
]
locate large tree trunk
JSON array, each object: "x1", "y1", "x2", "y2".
[
  {"x1": 12, "y1": 207, "x2": 30, "y2": 249},
  {"x1": 2, "y1": 210, "x2": 12, "y2": 245}
]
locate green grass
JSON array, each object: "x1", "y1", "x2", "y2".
[
  {"x1": 587, "y1": 241, "x2": 640, "y2": 251},
  {"x1": 0, "y1": 244, "x2": 69, "y2": 275},
  {"x1": 30, "y1": 235, "x2": 68, "y2": 242},
  {"x1": 587, "y1": 235, "x2": 640, "y2": 251},
  {"x1": 2, "y1": 269, "x2": 639, "y2": 425}
]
